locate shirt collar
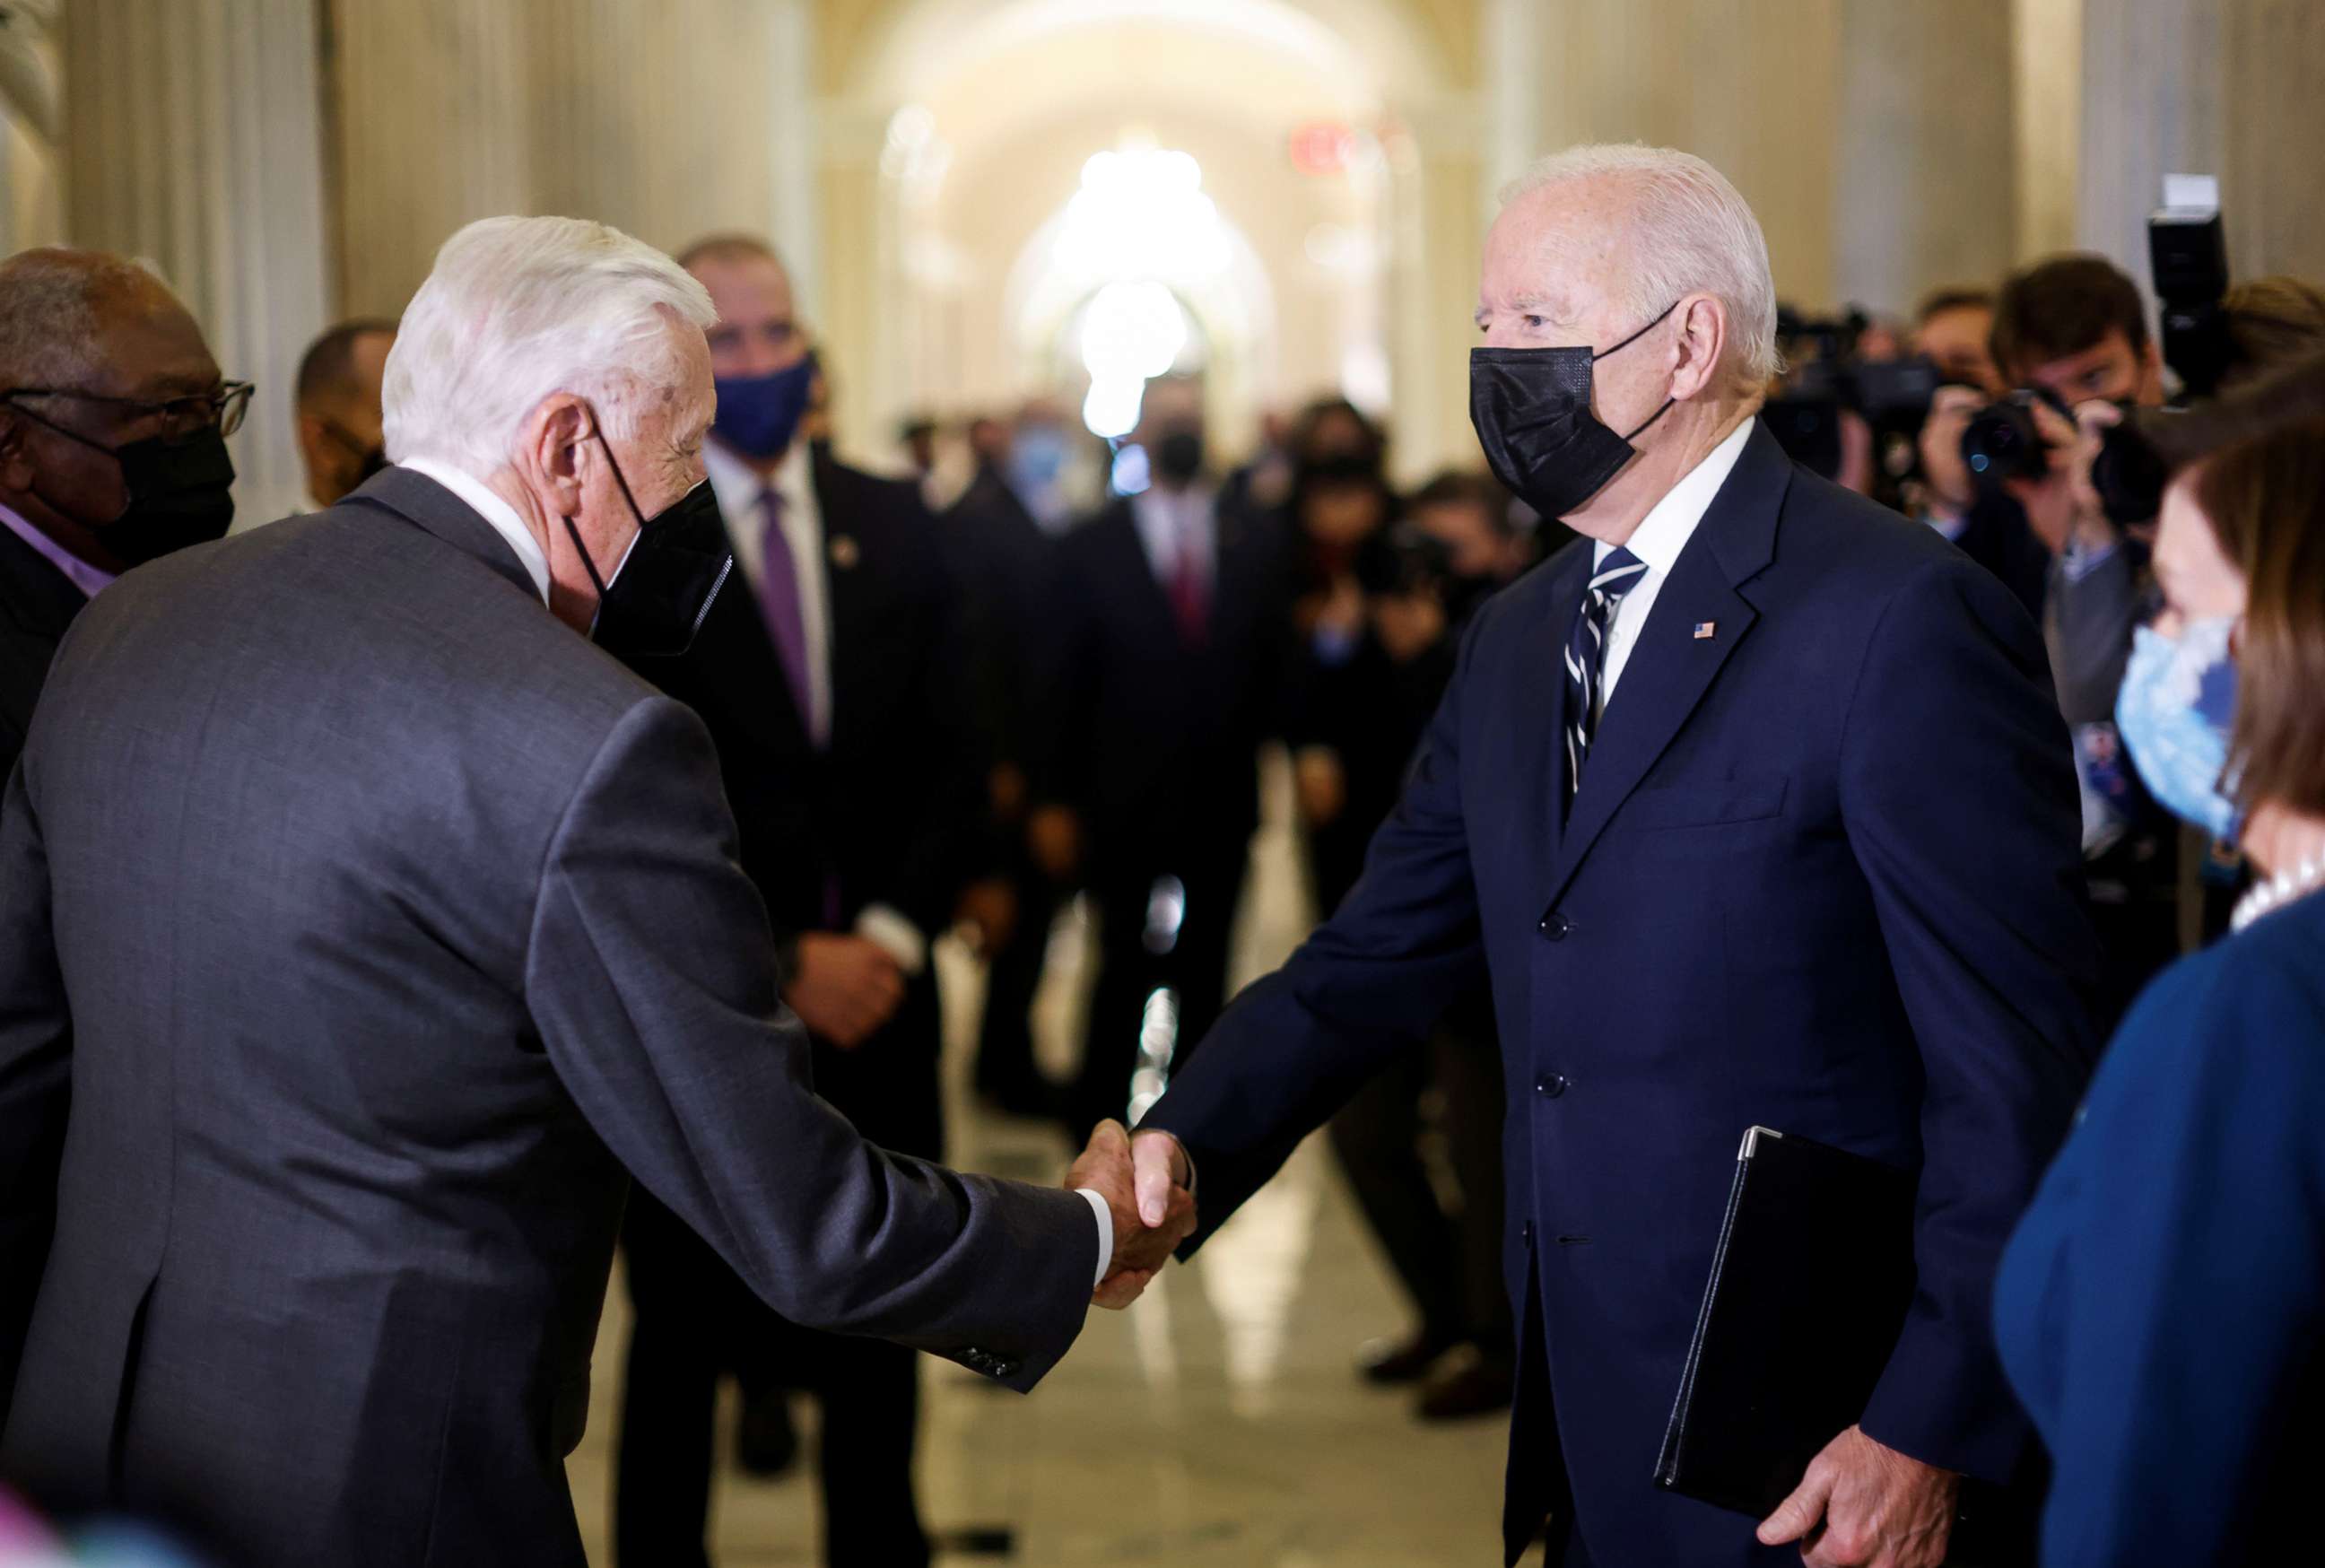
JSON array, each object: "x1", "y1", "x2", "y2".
[
  {"x1": 1592, "y1": 415, "x2": 1756, "y2": 574},
  {"x1": 396, "y1": 457, "x2": 553, "y2": 605},
  {"x1": 0, "y1": 499, "x2": 117, "y2": 599},
  {"x1": 705, "y1": 437, "x2": 808, "y2": 520}
]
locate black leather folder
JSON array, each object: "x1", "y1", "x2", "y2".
[{"x1": 1654, "y1": 1125, "x2": 1918, "y2": 1518}]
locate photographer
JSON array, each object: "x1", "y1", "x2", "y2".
[
  {"x1": 1914, "y1": 285, "x2": 2005, "y2": 396},
  {"x1": 1984, "y1": 257, "x2": 2325, "y2": 1014},
  {"x1": 1290, "y1": 468, "x2": 1543, "y2": 1422}
]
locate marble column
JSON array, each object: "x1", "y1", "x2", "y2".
[
  {"x1": 1526, "y1": 0, "x2": 1845, "y2": 310},
  {"x1": 61, "y1": 0, "x2": 331, "y2": 525},
  {"x1": 2073, "y1": 0, "x2": 2222, "y2": 292},
  {"x1": 2012, "y1": 0, "x2": 2083, "y2": 260},
  {"x1": 327, "y1": 0, "x2": 531, "y2": 318},
  {"x1": 1833, "y1": 0, "x2": 2017, "y2": 313}
]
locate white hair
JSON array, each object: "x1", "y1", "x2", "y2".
[
  {"x1": 1502, "y1": 143, "x2": 1782, "y2": 385},
  {"x1": 382, "y1": 215, "x2": 718, "y2": 475}
]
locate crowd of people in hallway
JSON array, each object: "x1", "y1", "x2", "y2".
[{"x1": 1, "y1": 135, "x2": 2322, "y2": 1568}]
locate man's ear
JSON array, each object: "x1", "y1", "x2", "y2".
[
  {"x1": 513, "y1": 394, "x2": 596, "y2": 519},
  {"x1": 1670, "y1": 292, "x2": 1730, "y2": 403}
]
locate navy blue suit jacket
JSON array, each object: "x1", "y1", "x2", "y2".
[{"x1": 1143, "y1": 422, "x2": 2101, "y2": 1566}]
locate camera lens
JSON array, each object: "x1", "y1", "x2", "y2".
[
  {"x1": 2089, "y1": 419, "x2": 2169, "y2": 527},
  {"x1": 1961, "y1": 397, "x2": 2049, "y2": 487}
]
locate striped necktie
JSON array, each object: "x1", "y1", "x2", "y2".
[{"x1": 1563, "y1": 546, "x2": 1647, "y2": 799}]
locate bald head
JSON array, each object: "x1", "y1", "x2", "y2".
[
  {"x1": 678, "y1": 233, "x2": 811, "y2": 474},
  {"x1": 0, "y1": 248, "x2": 198, "y2": 394}
]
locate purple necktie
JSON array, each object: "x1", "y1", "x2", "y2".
[{"x1": 757, "y1": 488, "x2": 814, "y2": 734}]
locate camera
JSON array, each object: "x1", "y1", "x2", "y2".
[
  {"x1": 1960, "y1": 388, "x2": 2062, "y2": 487},
  {"x1": 1354, "y1": 521, "x2": 1453, "y2": 600},
  {"x1": 1763, "y1": 308, "x2": 1938, "y2": 490},
  {"x1": 2072, "y1": 176, "x2": 2236, "y2": 524},
  {"x1": 2151, "y1": 174, "x2": 2233, "y2": 402}
]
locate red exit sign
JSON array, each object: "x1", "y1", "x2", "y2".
[{"x1": 1289, "y1": 121, "x2": 1358, "y2": 177}]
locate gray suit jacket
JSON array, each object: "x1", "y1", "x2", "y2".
[{"x1": 0, "y1": 468, "x2": 1097, "y2": 1566}]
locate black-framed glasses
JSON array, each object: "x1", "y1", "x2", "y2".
[{"x1": 1, "y1": 380, "x2": 255, "y2": 439}]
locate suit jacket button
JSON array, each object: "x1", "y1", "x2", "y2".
[
  {"x1": 992, "y1": 1359, "x2": 1020, "y2": 1379},
  {"x1": 1537, "y1": 912, "x2": 1571, "y2": 941},
  {"x1": 1536, "y1": 1073, "x2": 1569, "y2": 1099}
]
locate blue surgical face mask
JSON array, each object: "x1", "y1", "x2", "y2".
[
  {"x1": 1009, "y1": 426, "x2": 1067, "y2": 490},
  {"x1": 711, "y1": 353, "x2": 817, "y2": 462},
  {"x1": 2116, "y1": 615, "x2": 2241, "y2": 840}
]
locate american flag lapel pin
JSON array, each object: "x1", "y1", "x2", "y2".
[{"x1": 1694, "y1": 621, "x2": 1718, "y2": 640}]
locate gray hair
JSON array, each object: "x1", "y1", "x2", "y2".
[
  {"x1": 383, "y1": 215, "x2": 718, "y2": 475},
  {"x1": 0, "y1": 248, "x2": 173, "y2": 390},
  {"x1": 1501, "y1": 144, "x2": 1782, "y2": 385}
]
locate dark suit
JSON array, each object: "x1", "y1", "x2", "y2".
[
  {"x1": 612, "y1": 450, "x2": 980, "y2": 1568},
  {"x1": 941, "y1": 464, "x2": 1060, "y2": 1104},
  {"x1": 0, "y1": 521, "x2": 91, "y2": 778},
  {"x1": 1142, "y1": 423, "x2": 2100, "y2": 1565},
  {"x1": 1035, "y1": 492, "x2": 1292, "y2": 1136},
  {"x1": 0, "y1": 467, "x2": 1093, "y2": 1568}
]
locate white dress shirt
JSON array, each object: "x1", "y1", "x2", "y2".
[
  {"x1": 706, "y1": 438, "x2": 832, "y2": 748},
  {"x1": 398, "y1": 457, "x2": 553, "y2": 606},
  {"x1": 1592, "y1": 418, "x2": 1755, "y2": 708},
  {"x1": 1131, "y1": 482, "x2": 1217, "y2": 596}
]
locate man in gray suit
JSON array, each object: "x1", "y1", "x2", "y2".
[{"x1": 0, "y1": 216, "x2": 1189, "y2": 1567}]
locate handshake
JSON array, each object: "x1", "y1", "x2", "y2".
[{"x1": 1066, "y1": 1119, "x2": 1198, "y2": 1309}]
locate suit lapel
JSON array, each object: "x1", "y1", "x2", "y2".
[{"x1": 1540, "y1": 422, "x2": 1791, "y2": 911}]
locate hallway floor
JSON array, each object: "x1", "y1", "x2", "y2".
[{"x1": 564, "y1": 762, "x2": 1534, "y2": 1565}]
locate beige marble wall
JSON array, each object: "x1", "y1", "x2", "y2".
[
  {"x1": 62, "y1": 0, "x2": 331, "y2": 523},
  {"x1": 328, "y1": 0, "x2": 532, "y2": 317},
  {"x1": 2076, "y1": 0, "x2": 2325, "y2": 294},
  {"x1": 2013, "y1": 0, "x2": 2083, "y2": 260},
  {"x1": 327, "y1": 0, "x2": 818, "y2": 319},
  {"x1": 1833, "y1": 0, "x2": 2018, "y2": 312},
  {"x1": 2213, "y1": 0, "x2": 2325, "y2": 282}
]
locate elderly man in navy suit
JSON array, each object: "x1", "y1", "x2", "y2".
[{"x1": 1105, "y1": 144, "x2": 2101, "y2": 1567}]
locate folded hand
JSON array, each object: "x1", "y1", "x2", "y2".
[{"x1": 1065, "y1": 1119, "x2": 1197, "y2": 1309}]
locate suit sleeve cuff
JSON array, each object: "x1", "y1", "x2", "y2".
[{"x1": 1076, "y1": 1188, "x2": 1112, "y2": 1286}]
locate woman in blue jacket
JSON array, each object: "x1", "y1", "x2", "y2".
[{"x1": 1994, "y1": 379, "x2": 2325, "y2": 1565}]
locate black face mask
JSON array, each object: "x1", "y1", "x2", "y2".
[
  {"x1": 1154, "y1": 428, "x2": 1206, "y2": 485},
  {"x1": 15, "y1": 407, "x2": 238, "y2": 566},
  {"x1": 1468, "y1": 299, "x2": 1679, "y2": 520},
  {"x1": 566, "y1": 431, "x2": 734, "y2": 660}
]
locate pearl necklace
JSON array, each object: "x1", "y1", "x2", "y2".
[{"x1": 2231, "y1": 852, "x2": 2325, "y2": 934}]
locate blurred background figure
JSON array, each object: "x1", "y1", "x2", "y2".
[
  {"x1": 1032, "y1": 375, "x2": 1293, "y2": 1139},
  {"x1": 8, "y1": 2, "x2": 2325, "y2": 1563},
  {"x1": 0, "y1": 248, "x2": 241, "y2": 775},
  {"x1": 290, "y1": 318, "x2": 394, "y2": 511},
  {"x1": 1913, "y1": 286, "x2": 2005, "y2": 396},
  {"x1": 946, "y1": 409, "x2": 1060, "y2": 1118},
  {"x1": 1290, "y1": 465, "x2": 1545, "y2": 1423},
  {"x1": 609, "y1": 232, "x2": 979, "y2": 1568}
]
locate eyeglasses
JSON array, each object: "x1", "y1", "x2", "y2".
[{"x1": 1, "y1": 380, "x2": 255, "y2": 439}]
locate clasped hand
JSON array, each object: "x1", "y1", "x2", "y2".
[{"x1": 1065, "y1": 1119, "x2": 1197, "y2": 1309}]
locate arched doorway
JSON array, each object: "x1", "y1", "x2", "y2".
[{"x1": 817, "y1": 0, "x2": 1479, "y2": 482}]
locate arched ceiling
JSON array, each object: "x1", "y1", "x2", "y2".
[{"x1": 830, "y1": 0, "x2": 1460, "y2": 118}]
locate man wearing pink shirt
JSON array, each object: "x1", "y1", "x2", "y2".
[{"x1": 0, "y1": 248, "x2": 242, "y2": 772}]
